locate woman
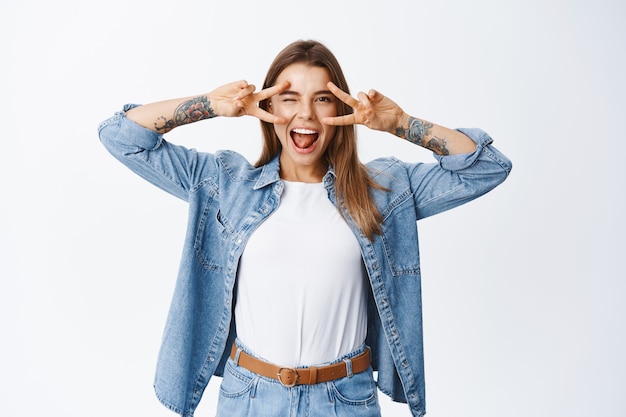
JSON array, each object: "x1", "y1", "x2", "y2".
[{"x1": 99, "y1": 40, "x2": 511, "y2": 417}]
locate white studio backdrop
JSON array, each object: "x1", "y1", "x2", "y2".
[{"x1": 1, "y1": 0, "x2": 624, "y2": 416}]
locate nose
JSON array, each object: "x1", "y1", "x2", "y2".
[{"x1": 297, "y1": 101, "x2": 315, "y2": 120}]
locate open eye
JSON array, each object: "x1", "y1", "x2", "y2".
[{"x1": 316, "y1": 96, "x2": 333, "y2": 103}]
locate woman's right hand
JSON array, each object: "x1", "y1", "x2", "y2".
[{"x1": 209, "y1": 80, "x2": 290, "y2": 124}]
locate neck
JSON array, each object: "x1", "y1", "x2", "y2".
[{"x1": 279, "y1": 157, "x2": 326, "y2": 183}]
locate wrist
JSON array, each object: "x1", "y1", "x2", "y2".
[{"x1": 392, "y1": 113, "x2": 411, "y2": 138}]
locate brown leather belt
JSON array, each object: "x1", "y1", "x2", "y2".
[{"x1": 230, "y1": 344, "x2": 371, "y2": 387}]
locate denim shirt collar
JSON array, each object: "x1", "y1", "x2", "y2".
[
  {"x1": 253, "y1": 156, "x2": 281, "y2": 190},
  {"x1": 253, "y1": 154, "x2": 337, "y2": 191}
]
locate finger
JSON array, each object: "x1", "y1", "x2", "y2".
[
  {"x1": 367, "y1": 88, "x2": 386, "y2": 105},
  {"x1": 248, "y1": 106, "x2": 287, "y2": 124},
  {"x1": 321, "y1": 114, "x2": 356, "y2": 126},
  {"x1": 256, "y1": 80, "x2": 290, "y2": 102},
  {"x1": 233, "y1": 83, "x2": 256, "y2": 99},
  {"x1": 233, "y1": 80, "x2": 249, "y2": 90},
  {"x1": 327, "y1": 81, "x2": 359, "y2": 108},
  {"x1": 356, "y1": 91, "x2": 372, "y2": 107}
]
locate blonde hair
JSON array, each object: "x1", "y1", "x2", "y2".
[{"x1": 256, "y1": 40, "x2": 384, "y2": 240}]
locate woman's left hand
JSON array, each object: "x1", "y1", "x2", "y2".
[{"x1": 322, "y1": 82, "x2": 407, "y2": 134}]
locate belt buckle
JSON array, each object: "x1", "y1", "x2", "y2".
[{"x1": 277, "y1": 367, "x2": 298, "y2": 387}]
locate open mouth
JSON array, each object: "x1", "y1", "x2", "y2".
[{"x1": 290, "y1": 128, "x2": 319, "y2": 150}]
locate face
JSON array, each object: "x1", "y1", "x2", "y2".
[{"x1": 269, "y1": 63, "x2": 337, "y2": 182}]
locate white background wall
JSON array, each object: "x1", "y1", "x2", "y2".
[{"x1": 1, "y1": 0, "x2": 624, "y2": 416}]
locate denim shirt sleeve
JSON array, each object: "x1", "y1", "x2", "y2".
[
  {"x1": 407, "y1": 127, "x2": 512, "y2": 220},
  {"x1": 433, "y1": 128, "x2": 509, "y2": 170},
  {"x1": 98, "y1": 104, "x2": 217, "y2": 202}
]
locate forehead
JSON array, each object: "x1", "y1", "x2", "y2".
[{"x1": 275, "y1": 63, "x2": 331, "y2": 87}]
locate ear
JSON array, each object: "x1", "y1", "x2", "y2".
[{"x1": 267, "y1": 100, "x2": 273, "y2": 113}]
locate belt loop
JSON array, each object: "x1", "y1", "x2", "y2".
[
  {"x1": 308, "y1": 366, "x2": 318, "y2": 384},
  {"x1": 343, "y1": 358, "x2": 353, "y2": 378},
  {"x1": 234, "y1": 347, "x2": 242, "y2": 366}
]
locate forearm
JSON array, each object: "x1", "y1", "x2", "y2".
[
  {"x1": 126, "y1": 94, "x2": 216, "y2": 134},
  {"x1": 394, "y1": 113, "x2": 477, "y2": 155}
]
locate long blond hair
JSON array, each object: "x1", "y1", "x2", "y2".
[{"x1": 256, "y1": 40, "x2": 383, "y2": 240}]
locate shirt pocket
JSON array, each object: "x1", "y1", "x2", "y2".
[
  {"x1": 193, "y1": 198, "x2": 231, "y2": 271},
  {"x1": 380, "y1": 193, "x2": 421, "y2": 277}
]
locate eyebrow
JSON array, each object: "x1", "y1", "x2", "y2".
[{"x1": 278, "y1": 90, "x2": 333, "y2": 96}]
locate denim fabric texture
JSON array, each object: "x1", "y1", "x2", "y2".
[
  {"x1": 98, "y1": 105, "x2": 512, "y2": 417},
  {"x1": 216, "y1": 341, "x2": 380, "y2": 417}
]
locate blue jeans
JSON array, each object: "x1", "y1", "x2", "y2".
[{"x1": 216, "y1": 343, "x2": 381, "y2": 417}]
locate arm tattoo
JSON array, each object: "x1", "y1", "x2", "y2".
[
  {"x1": 154, "y1": 96, "x2": 216, "y2": 133},
  {"x1": 426, "y1": 137, "x2": 450, "y2": 156},
  {"x1": 395, "y1": 117, "x2": 449, "y2": 155}
]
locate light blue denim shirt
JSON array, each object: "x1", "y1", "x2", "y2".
[{"x1": 98, "y1": 105, "x2": 511, "y2": 417}]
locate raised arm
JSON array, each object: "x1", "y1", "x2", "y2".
[
  {"x1": 126, "y1": 80, "x2": 291, "y2": 133},
  {"x1": 322, "y1": 82, "x2": 476, "y2": 155}
]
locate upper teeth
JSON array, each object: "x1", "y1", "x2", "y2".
[{"x1": 293, "y1": 128, "x2": 317, "y2": 135}]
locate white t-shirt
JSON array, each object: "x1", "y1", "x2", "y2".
[{"x1": 235, "y1": 180, "x2": 367, "y2": 367}]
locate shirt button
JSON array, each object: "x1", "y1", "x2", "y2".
[{"x1": 237, "y1": 238, "x2": 242, "y2": 244}]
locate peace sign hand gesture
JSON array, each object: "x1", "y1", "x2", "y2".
[
  {"x1": 321, "y1": 82, "x2": 409, "y2": 135},
  {"x1": 208, "y1": 80, "x2": 290, "y2": 124}
]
